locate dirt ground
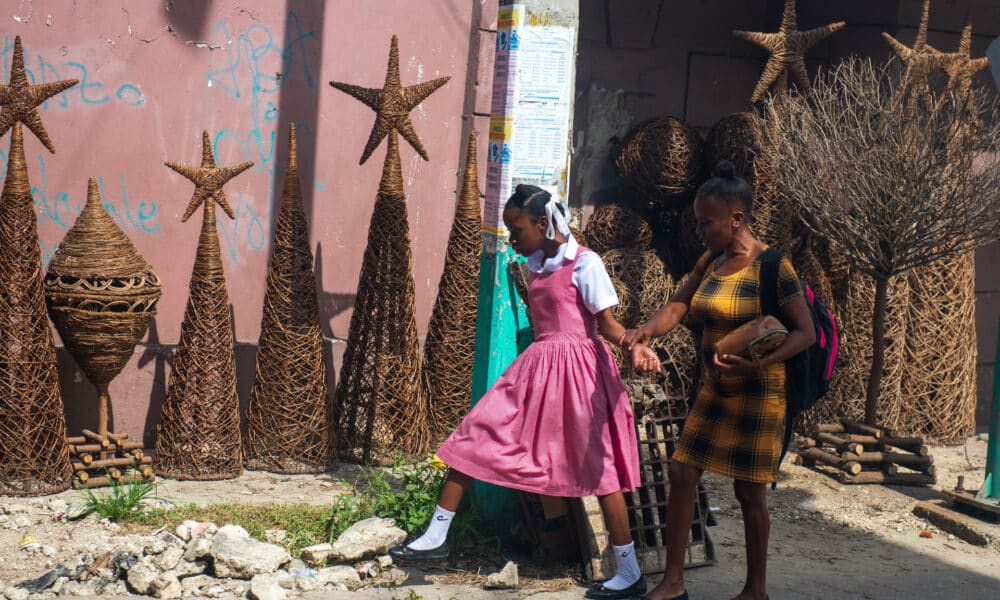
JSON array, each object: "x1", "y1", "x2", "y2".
[{"x1": 1, "y1": 437, "x2": 997, "y2": 600}]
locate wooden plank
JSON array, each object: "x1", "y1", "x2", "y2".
[{"x1": 913, "y1": 500, "x2": 992, "y2": 545}]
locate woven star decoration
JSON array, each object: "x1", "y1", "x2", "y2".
[
  {"x1": 928, "y1": 20, "x2": 990, "y2": 98},
  {"x1": 330, "y1": 35, "x2": 450, "y2": 165},
  {"x1": 165, "y1": 131, "x2": 254, "y2": 222},
  {"x1": 0, "y1": 36, "x2": 78, "y2": 153},
  {"x1": 882, "y1": 0, "x2": 957, "y2": 108},
  {"x1": 734, "y1": 0, "x2": 845, "y2": 102}
]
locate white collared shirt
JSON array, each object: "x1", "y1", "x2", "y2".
[{"x1": 526, "y1": 235, "x2": 619, "y2": 314}]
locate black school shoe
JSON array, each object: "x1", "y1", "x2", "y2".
[
  {"x1": 585, "y1": 576, "x2": 648, "y2": 599},
  {"x1": 388, "y1": 542, "x2": 449, "y2": 561}
]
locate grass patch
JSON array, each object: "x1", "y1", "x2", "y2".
[
  {"x1": 124, "y1": 502, "x2": 334, "y2": 554},
  {"x1": 106, "y1": 457, "x2": 496, "y2": 559},
  {"x1": 79, "y1": 476, "x2": 160, "y2": 521}
]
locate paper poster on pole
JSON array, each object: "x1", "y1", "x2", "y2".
[{"x1": 510, "y1": 25, "x2": 575, "y2": 183}]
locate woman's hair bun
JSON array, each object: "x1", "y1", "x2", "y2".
[{"x1": 714, "y1": 160, "x2": 736, "y2": 179}]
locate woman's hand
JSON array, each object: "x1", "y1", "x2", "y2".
[
  {"x1": 620, "y1": 326, "x2": 651, "y2": 352},
  {"x1": 631, "y1": 343, "x2": 661, "y2": 373},
  {"x1": 712, "y1": 352, "x2": 763, "y2": 376}
]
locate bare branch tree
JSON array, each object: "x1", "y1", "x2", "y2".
[{"x1": 759, "y1": 57, "x2": 1000, "y2": 425}]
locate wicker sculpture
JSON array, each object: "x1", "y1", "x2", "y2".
[
  {"x1": 244, "y1": 124, "x2": 331, "y2": 473},
  {"x1": 601, "y1": 249, "x2": 676, "y2": 328},
  {"x1": 882, "y1": 0, "x2": 955, "y2": 113},
  {"x1": 651, "y1": 198, "x2": 704, "y2": 281},
  {"x1": 899, "y1": 254, "x2": 977, "y2": 442},
  {"x1": 329, "y1": 35, "x2": 449, "y2": 462},
  {"x1": 155, "y1": 131, "x2": 252, "y2": 480},
  {"x1": 615, "y1": 117, "x2": 706, "y2": 217},
  {"x1": 423, "y1": 132, "x2": 482, "y2": 439},
  {"x1": 733, "y1": 0, "x2": 845, "y2": 102},
  {"x1": 44, "y1": 178, "x2": 161, "y2": 486},
  {"x1": 0, "y1": 124, "x2": 73, "y2": 495},
  {"x1": 894, "y1": 13, "x2": 986, "y2": 443},
  {"x1": 583, "y1": 203, "x2": 652, "y2": 255},
  {"x1": 0, "y1": 36, "x2": 79, "y2": 496}
]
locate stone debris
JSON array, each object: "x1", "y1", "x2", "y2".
[
  {"x1": 328, "y1": 517, "x2": 406, "y2": 562},
  {"x1": 0, "y1": 517, "x2": 411, "y2": 599},
  {"x1": 484, "y1": 561, "x2": 519, "y2": 589}
]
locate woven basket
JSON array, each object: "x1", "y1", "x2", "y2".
[{"x1": 44, "y1": 179, "x2": 161, "y2": 387}]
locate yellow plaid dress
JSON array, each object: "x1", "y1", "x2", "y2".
[{"x1": 672, "y1": 250, "x2": 803, "y2": 483}]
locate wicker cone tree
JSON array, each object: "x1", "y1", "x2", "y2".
[
  {"x1": 329, "y1": 35, "x2": 449, "y2": 462},
  {"x1": 0, "y1": 35, "x2": 79, "y2": 495},
  {"x1": 423, "y1": 132, "x2": 482, "y2": 439},
  {"x1": 155, "y1": 131, "x2": 253, "y2": 480},
  {"x1": 244, "y1": 124, "x2": 331, "y2": 473},
  {"x1": 762, "y1": 57, "x2": 1000, "y2": 428},
  {"x1": 0, "y1": 123, "x2": 73, "y2": 495}
]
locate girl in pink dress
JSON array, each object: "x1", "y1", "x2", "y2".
[{"x1": 390, "y1": 185, "x2": 659, "y2": 600}]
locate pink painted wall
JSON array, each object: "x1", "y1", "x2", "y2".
[{"x1": 3, "y1": 0, "x2": 491, "y2": 443}]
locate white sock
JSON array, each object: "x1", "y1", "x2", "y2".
[
  {"x1": 602, "y1": 542, "x2": 641, "y2": 590},
  {"x1": 406, "y1": 505, "x2": 455, "y2": 550}
]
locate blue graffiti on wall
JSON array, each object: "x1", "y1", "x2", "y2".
[
  {"x1": 0, "y1": 36, "x2": 146, "y2": 108},
  {"x1": 0, "y1": 149, "x2": 160, "y2": 266},
  {"x1": 205, "y1": 11, "x2": 326, "y2": 261}
]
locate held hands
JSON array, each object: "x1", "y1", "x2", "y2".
[
  {"x1": 630, "y1": 343, "x2": 661, "y2": 373},
  {"x1": 619, "y1": 327, "x2": 651, "y2": 353}
]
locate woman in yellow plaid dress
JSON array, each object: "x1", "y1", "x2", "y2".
[{"x1": 623, "y1": 161, "x2": 816, "y2": 600}]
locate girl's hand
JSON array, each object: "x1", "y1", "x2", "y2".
[
  {"x1": 631, "y1": 343, "x2": 661, "y2": 373},
  {"x1": 712, "y1": 352, "x2": 762, "y2": 376},
  {"x1": 620, "y1": 326, "x2": 651, "y2": 352}
]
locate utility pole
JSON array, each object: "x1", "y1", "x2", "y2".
[{"x1": 470, "y1": 0, "x2": 579, "y2": 526}]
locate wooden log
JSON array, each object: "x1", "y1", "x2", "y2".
[
  {"x1": 108, "y1": 468, "x2": 122, "y2": 480},
  {"x1": 802, "y1": 437, "x2": 819, "y2": 448},
  {"x1": 842, "y1": 433, "x2": 881, "y2": 446},
  {"x1": 813, "y1": 423, "x2": 845, "y2": 434},
  {"x1": 793, "y1": 453, "x2": 817, "y2": 467},
  {"x1": 71, "y1": 455, "x2": 151, "y2": 471},
  {"x1": 838, "y1": 471, "x2": 936, "y2": 485},
  {"x1": 72, "y1": 473, "x2": 146, "y2": 489},
  {"x1": 75, "y1": 471, "x2": 89, "y2": 483},
  {"x1": 69, "y1": 441, "x2": 144, "y2": 454},
  {"x1": 815, "y1": 433, "x2": 865, "y2": 455},
  {"x1": 923, "y1": 465, "x2": 937, "y2": 477},
  {"x1": 800, "y1": 448, "x2": 862, "y2": 475},
  {"x1": 139, "y1": 466, "x2": 154, "y2": 478},
  {"x1": 107, "y1": 432, "x2": 128, "y2": 444},
  {"x1": 883, "y1": 464, "x2": 900, "y2": 476},
  {"x1": 840, "y1": 451, "x2": 934, "y2": 467},
  {"x1": 79, "y1": 453, "x2": 93, "y2": 466},
  {"x1": 880, "y1": 437, "x2": 929, "y2": 455},
  {"x1": 130, "y1": 450, "x2": 144, "y2": 461},
  {"x1": 67, "y1": 436, "x2": 87, "y2": 445},
  {"x1": 840, "y1": 420, "x2": 883, "y2": 439},
  {"x1": 81, "y1": 429, "x2": 110, "y2": 447}
]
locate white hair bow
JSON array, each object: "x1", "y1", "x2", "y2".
[{"x1": 544, "y1": 195, "x2": 571, "y2": 240}]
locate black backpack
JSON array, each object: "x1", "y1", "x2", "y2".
[{"x1": 758, "y1": 248, "x2": 839, "y2": 484}]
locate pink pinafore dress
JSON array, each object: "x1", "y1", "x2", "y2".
[{"x1": 436, "y1": 250, "x2": 641, "y2": 497}]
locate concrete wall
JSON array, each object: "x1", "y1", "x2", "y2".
[
  {"x1": 5, "y1": 0, "x2": 493, "y2": 443},
  {"x1": 4, "y1": 0, "x2": 998, "y2": 441},
  {"x1": 573, "y1": 0, "x2": 1000, "y2": 430}
]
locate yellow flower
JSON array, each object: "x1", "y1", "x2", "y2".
[{"x1": 430, "y1": 454, "x2": 447, "y2": 470}]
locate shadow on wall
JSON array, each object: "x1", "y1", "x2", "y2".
[{"x1": 162, "y1": 0, "x2": 214, "y2": 42}]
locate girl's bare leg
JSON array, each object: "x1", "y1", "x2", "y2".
[{"x1": 646, "y1": 461, "x2": 702, "y2": 600}]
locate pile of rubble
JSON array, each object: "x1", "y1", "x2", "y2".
[{"x1": 3, "y1": 516, "x2": 410, "y2": 600}]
